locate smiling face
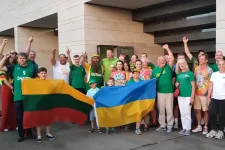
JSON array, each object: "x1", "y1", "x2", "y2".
[
  {"x1": 106, "y1": 49, "x2": 113, "y2": 59},
  {"x1": 29, "y1": 51, "x2": 36, "y2": 61},
  {"x1": 218, "y1": 60, "x2": 225, "y2": 72},
  {"x1": 157, "y1": 56, "x2": 166, "y2": 68},
  {"x1": 215, "y1": 51, "x2": 223, "y2": 62},
  {"x1": 73, "y1": 56, "x2": 80, "y2": 65},
  {"x1": 38, "y1": 71, "x2": 47, "y2": 80},
  {"x1": 135, "y1": 60, "x2": 142, "y2": 70},
  {"x1": 124, "y1": 62, "x2": 129, "y2": 71},
  {"x1": 116, "y1": 61, "x2": 123, "y2": 70},
  {"x1": 59, "y1": 54, "x2": 67, "y2": 65},
  {"x1": 198, "y1": 54, "x2": 208, "y2": 66},
  {"x1": 132, "y1": 72, "x2": 140, "y2": 80}
]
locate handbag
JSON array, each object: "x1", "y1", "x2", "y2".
[{"x1": 174, "y1": 73, "x2": 186, "y2": 98}]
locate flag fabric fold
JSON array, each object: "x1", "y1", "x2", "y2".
[
  {"x1": 22, "y1": 79, "x2": 94, "y2": 129},
  {"x1": 94, "y1": 79, "x2": 156, "y2": 128}
]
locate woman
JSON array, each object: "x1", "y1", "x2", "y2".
[
  {"x1": 110, "y1": 60, "x2": 126, "y2": 86},
  {"x1": 206, "y1": 60, "x2": 225, "y2": 139},
  {"x1": 0, "y1": 56, "x2": 17, "y2": 132},
  {"x1": 124, "y1": 62, "x2": 132, "y2": 82},
  {"x1": 175, "y1": 59, "x2": 195, "y2": 136}
]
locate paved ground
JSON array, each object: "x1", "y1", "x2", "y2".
[{"x1": 0, "y1": 122, "x2": 224, "y2": 150}]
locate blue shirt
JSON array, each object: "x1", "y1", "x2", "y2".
[{"x1": 86, "y1": 88, "x2": 100, "y2": 98}]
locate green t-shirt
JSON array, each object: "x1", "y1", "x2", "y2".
[
  {"x1": 176, "y1": 71, "x2": 194, "y2": 97},
  {"x1": 70, "y1": 65, "x2": 86, "y2": 89},
  {"x1": 148, "y1": 62, "x2": 155, "y2": 70},
  {"x1": 210, "y1": 63, "x2": 219, "y2": 72},
  {"x1": 151, "y1": 64, "x2": 173, "y2": 93},
  {"x1": 102, "y1": 58, "x2": 119, "y2": 82},
  {"x1": 7, "y1": 63, "x2": 37, "y2": 101},
  {"x1": 127, "y1": 78, "x2": 142, "y2": 84}
]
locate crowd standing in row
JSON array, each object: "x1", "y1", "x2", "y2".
[{"x1": 0, "y1": 36, "x2": 225, "y2": 143}]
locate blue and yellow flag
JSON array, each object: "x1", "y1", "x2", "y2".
[{"x1": 94, "y1": 79, "x2": 156, "y2": 128}]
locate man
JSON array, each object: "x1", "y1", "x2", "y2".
[
  {"x1": 152, "y1": 44, "x2": 174, "y2": 132},
  {"x1": 130, "y1": 55, "x2": 138, "y2": 71},
  {"x1": 141, "y1": 53, "x2": 155, "y2": 70},
  {"x1": 81, "y1": 52, "x2": 103, "y2": 91},
  {"x1": 26, "y1": 36, "x2": 38, "y2": 68},
  {"x1": 183, "y1": 37, "x2": 205, "y2": 71},
  {"x1": 210, "y1": 51, "x2": 224, "y2": 72},
  {"x1": 102, "y1": 49, "x2": 118, "y2": 84},
  {"x1": 0, "y1": 52, "x2": 37, "y2": 142},
  {"x1": 192, "y1": 53, "x2": 213, "y2": 135},
  {"x1": 66, "y1": 49, "x2": 86, "y2": 94},
  {"x1": 51, "y1": 49, "x2": 70, "y2": 84}
]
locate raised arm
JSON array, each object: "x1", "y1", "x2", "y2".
[
  {"x1": 0, "y1": 39, "x2": 8, "y2": 59},
  {"x1": 183, "y1": 37, "x2": 193, "y2": 61},
  {"x1": 163, "y1": 44, "x2": 174, "y2": 68},
  {"x1": 66, "y1": 48, "x2": 72, "y2": 66},
  {"x1": 51, "y1": 48, "x2": 57, "y2": 66},
  {"x1": 80, "y1": 51, "x2": 87, "y2": 67},
  {"x1": 26, "y1": 36, "x2": 33, "y2": 55},
  {"x1": 0, "y1": 53, "x2": 10, "y2": 71}
]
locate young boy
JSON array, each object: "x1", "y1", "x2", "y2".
[
  {"x1": 36, "y1": 67, "x2": 54, "y2": 142},
  {"x1": 105, "y1": 78, "x2": 116, "y2": 134},
  {"x1": 87, "y1": 79, "x2": 101, "y2": 133}
]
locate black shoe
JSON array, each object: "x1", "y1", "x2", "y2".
[
  {"x1": 89, "y1": 128, "x2": 94, "y2": 133},
  {"x1": 46, "y1": 134, "x2": 55, "y2": 140},
  {"x1": 36, "y1": 136, "x2": 42, "y2": 143},
  {"x1": 17, "y1": 137, "x2": 25, "y2": 142}
]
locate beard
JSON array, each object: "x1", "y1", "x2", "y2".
[{"x1": 91, "y1": 61, "x2": 100, "y2": 73}]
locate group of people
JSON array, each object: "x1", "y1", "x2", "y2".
[{"x1": 0, "y1": 35, "x2": 225, "y2": 144}]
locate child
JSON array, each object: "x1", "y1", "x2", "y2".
[
  {"x1": 105, "y1": 78, "x2": 116, "y2": 134},
  {"x1": 36, "y1": 67, "x2": 55, "y2": 142},
  {"x1": 87, "y1": 79, "x2": 102, "y2": 134}
]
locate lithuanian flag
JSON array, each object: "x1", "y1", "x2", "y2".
[
  {"x1": 94, "y1": 79, "x2": 156, "y2": 128},
  {"x1": 22, "y1": 79, "x2": 94, "y2": 129}
]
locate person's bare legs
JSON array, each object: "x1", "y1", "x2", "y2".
[
  {"x1": 135, "y1": 122, "x2": 142, "y2": 135},
  {"x1": 36, "y1": 127, "x2": 42, "y2": 137},
  {"x1": 151, "y1": 108, "x2": 157, "y2": 125},
  {"x1": 204, "y1": 111, "x2": 208, "y2": 127},
  {"x1": 46, "y1": 126, "x2": 50, "y2": 135},
  {"x1": 144, "y1": 114, "x2": 150, "y2": 129},
  {"x1": 196, "y1": 109, "x2": 201, "y2": 126}
]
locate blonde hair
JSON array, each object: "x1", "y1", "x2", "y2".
[{"x1": 175, "y1": 59, "x2": 189, "y2": 74}]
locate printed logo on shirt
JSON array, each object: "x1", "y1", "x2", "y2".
[
  {"x1": 23, "y1": 71, "x2": 26, "y2": 75},
  {"x1": 17, "y1": 76, "x2": 31, "y2": 81},
  {"x1": 91, "y1": 73, "x2": 102, "y2": 77}
]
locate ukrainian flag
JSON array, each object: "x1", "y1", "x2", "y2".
[{"x1": 94, "y1": 79, "x2": 156, "y2": 128}]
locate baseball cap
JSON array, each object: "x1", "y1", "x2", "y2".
[
  {"x1": 89, "y1": 79, "x2": 97, "y2": 85},
  {"x1": 92, "y1": 54, "x2": 99, "y2": 58},
  {"x1": 132, "y1": 69, "x2": 140, "y2": 73}
]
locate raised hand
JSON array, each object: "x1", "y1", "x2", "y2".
[
  {"x1": 52, "y1": 48, "x2": 56, "y2": 54},
  {"x1": 4, "y1": 52, "x2": 11, "y2": 58},
  {"x1": 183, "y1": 37, "x2": 188, "y2": 43},
  {"x1": 163, "y1": 44, "x2": 169, "y2": 50},
  {"x1": 3, "y1": 39, "x2": 8, "y2": 44},
  {"x1": 82, "y1": 51, "x2": 87, "y2": 57},
  {"x1": 29, "y1": 36, "x2": 33, "y2": 43},
  {"x1": 66, "y1": 47, "x2": 71, "y2": 54}
]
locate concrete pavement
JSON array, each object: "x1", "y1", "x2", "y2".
[{"x1": 0, "y1": 122, "x2": 224, "y2": 150}]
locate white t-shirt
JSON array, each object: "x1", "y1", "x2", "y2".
[
  {"x1": 210, "y1": 72, "x2": 225, "y2": 100},
  {"x1": 53, "y1": 61, "x2": 70, "y2": 84}
]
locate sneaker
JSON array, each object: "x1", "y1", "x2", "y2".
[
  {"x1": 135, "y1": 128, "x2": 142, "y2": 135},
  {"x1": 184, "y1": 130, "x2": 191, "y2": 136},
  {"x1": 17, "y1": 137, "x2": 25, "y2": 142},
  {"x1": 106, "y1": 128, "x2": 110, "y2": 134},
  {"x1": 124, "y1": 126, "x2": 129, "y2": 131},
  {"x1": 16, "y1": 127, "x2": 18, "y2": 130},
  {"x1": 215, "y1": 130, "x2": 224, "y2": 140},
  {"x1": 178, "y1": 129, "x2": 186, "y2": 135},
  {"x1": 174, "y1": 123, "x2": 178, "y2": 129},
  {"x1": 167, "y1": 127, "x2": 173, "y2": 133},
  {"x1": 36, "y1": 136, "x2": 42, "y2": 143},
  {"x1": 97, "y1": 129, "x2": 102, "y2": 134},
  {"x1": 192, "y1": 125, "x2": 202, "y2": 133},
  {"x1": 206, "y1": 130, "x2": 217, "y2": 138},
  {"x1": 46, "y1": 134, "x2": 55, "y2": 140},
  {"x1": 111, "y1": 128, "x2": 116, "y2": 134},
  {"x1": 4, "y1": 129, "x2": 9, "y2": 132},
  {"x1": 156, "y1": 126, "x2": 166, "y2": 132},
  {"x1": 89, "y1": 128, "x2": 94, "y2": 133},
  {"x1": 202, "y1": 126, "x2": 208, "y2": 135}
]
